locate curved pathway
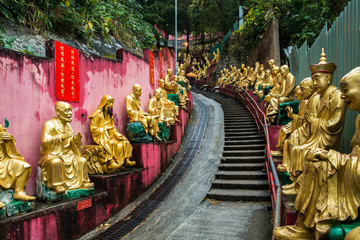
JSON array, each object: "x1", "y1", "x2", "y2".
[{"x1": 80, "y1": 92, "x2": 273, "y2": 240}]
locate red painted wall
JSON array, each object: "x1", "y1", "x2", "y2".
[{"x1": 0, "y1": 44, "x2": 175, "y2": 195}]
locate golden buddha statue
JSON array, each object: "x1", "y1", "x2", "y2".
[
  {"x1": 126, "y1": 84, "x2": 161, "y2": 141},
  {"x1": 282, "y1": 49, "x2": 347, "y2": 196},
  {"x1": 89, "y1": 95, "x2": 135, "y2": 172},
  {"x1": 164, "y1": 69, "x2": 188, "y2": 109},
  {"x1": 0, "y1": 123, "x2": 36, "y2": 205},
  {"x1": 273, "y1": 78, "x2": 316, "y2": 173},
  {"x1": 148, "y1": 88, "x2": 177, "y2": 127},
  {"x1": 254, "y1": 64, "x2": 266, "y2": 94},
  {"x1": 178, "y1": 69, "x2": 191, "y2": 91},
  {"x1": 39, "y1": 102, "x2": 94, "y2": 194},
  {"x1": 266, "y1": 65, "x2": 296, "y2": 123},
  {"x1": 274, "y1": 67, "x2": 360, "y2": 240},
  {"x1": 157, "y1": 79, "x2": 180, "y2": 123}
]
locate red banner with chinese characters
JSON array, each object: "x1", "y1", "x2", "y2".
[
  {"x1": 168, "y1": 49, "x2": 171, "y2": 69},
  {"x1": 149, "y1": 50, "x2": 154, "y2": 85},
  {"x1": 55, "y1": 41, "x2": 79, "y2": 102},
  {"x1": 159, "y1": 50, "x2": 163, "y2": 79}
]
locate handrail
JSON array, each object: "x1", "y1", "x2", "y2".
[{"x1": 219, "y1": 86, "x2": 282, "y2": 231}]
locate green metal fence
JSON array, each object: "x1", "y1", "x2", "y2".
[{"x1": 288, "y1": 0, "x2": 360, "y2": 153}]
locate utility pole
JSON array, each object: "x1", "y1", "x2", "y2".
[{"x1": 175, "y1": 0, "x2": 178, "y2": 75}]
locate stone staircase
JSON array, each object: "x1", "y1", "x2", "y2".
[{"x1": 206, "y1": 96, "x2": 270, "y2": 202}]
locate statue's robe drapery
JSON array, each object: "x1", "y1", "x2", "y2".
[
  {"x1": 294, "y1": 115, "x2": 360, "y2": 239},
  {"x1": 266, "y1": 73, "x2": 296, "y2": 116},
  {"x1": 289, "y1": 86, "x2": 346, "y2": 177},
  {"x1": 0, "y1": 124, "x2": 30, "y2": 189},
  {"x1": 39, "y1": 118, "x2": 91, "y2": 189},
  {"x1": 89, "y1": 95, "x2": 132, "y2": 166},
  {"x1": 126, "y1": 93, "x2": 159, "y2": 135}
]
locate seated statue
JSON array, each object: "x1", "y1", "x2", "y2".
[
  {"x1": 89, "y1": 95, "x2": 135, "y2": 173},
  {"x1": 164, "y1": 69, "x2": 188, "y2": 110},
  {"x1": 39, "y1": 102, "x2": 94, "y2": 194},
  {"x1": 273, "y1": 67, "x2": 360, "y2": 240},
  {"x1": 157, "y1": 79, "x2": 180, "y2": 123},
  {"x1": 254, "y1": 64, "x2": 265, "y2": 95},
  {"x1": 282, "y1": 49, "x2": 347, "y2": 196},
  {"x1": 266, "y1": 65, "x2": 296, "y2": 124},
  {"x1": 126, "y1": 84, "x2": 161, "y2": 141},
  {"x1": 0, "y1": 122, "x2": 35, "y2": 208},
  {"x1": 148, "y1": 89, "x2": 174, "y2": 127},
  {"x1": 272, "y1": 78, "x2": 316, "y2": 173}
]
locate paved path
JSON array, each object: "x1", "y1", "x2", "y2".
[{"x1": 80, "y1": 92, "x2": 273, "y2": 240}]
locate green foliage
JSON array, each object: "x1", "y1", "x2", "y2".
[
  {"x1": 0, "y1": 0, "x2": 157, "y2": 50},
  {"x1": 231, "y1": 0, "x2": 350, "y2": 61}
]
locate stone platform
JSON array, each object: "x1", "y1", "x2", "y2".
[{"x1": 0, "y1": 96, "x2": 193, "y2": 240}]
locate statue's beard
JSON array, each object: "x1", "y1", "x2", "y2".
[{"x1": 103, "y1": 107, "x2": 113, "y2": 118}]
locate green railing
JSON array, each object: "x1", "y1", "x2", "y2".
[{"x1": 288, "y1": 0, "x2": 359, "y2": 153}]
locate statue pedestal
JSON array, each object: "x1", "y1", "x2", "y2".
[
  {"x1": 36, "y1": 167, "x2": 94, "y2": 202},
  {"x1": 268, "y1": 125, "x2": 283, "y2": 151},
  {"x1": 0, "y1": 189, "x2": 35, "y2": 219},
  {"x1": 281, "y1": 195, "x2": 297, "y2": 226}
]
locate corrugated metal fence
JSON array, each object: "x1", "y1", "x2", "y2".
[{"x1": 288, "y1": 0, "x2": 360, "y2": 153}]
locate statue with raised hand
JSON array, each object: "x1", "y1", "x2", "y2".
[
  {"x1": 0, "y1": 120, "x2": 36, "y2": 205},
  {"x1": 39, "y1": 102, "x2": 94, "y2": 194}
]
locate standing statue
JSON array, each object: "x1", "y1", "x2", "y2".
[
  {"x1": 126, "y1": 84, "x2": 161, "y2": 141},
  {"x1": 39, "y1": 102, "x2": 94, "y2": 194},
  {"x1": 274, "y1": 67, "x2": 360, "y2": 240},
  {"x1": 283, "y1": 49, "x2": 347, "y2": 196},
  {"x1": 89, "y1": 95, "x2": 135, "y2": 172},
  {"x1": 0, "y1": 122, "x2": 35, "y2": 208}
]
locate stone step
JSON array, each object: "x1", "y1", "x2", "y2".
[
  {"x1": 218, "y1": 163, "x2": 264, "y2": 171},
  {"x1": 212, "y1": 179, "x2": 269, "y2": 189},
  {"x1": 225, "y1": 132, "x2": 260, "y2": 137},
  {"x1": 224, "y1": 127, "x2": 259, "y2": 132},
  {"x1": 215, "y1": 170, "x2": 268, "y2": 180},
  {"x1": 224, "y1": 120, "x2": 255, "y2": 124},
  {"x1": 225, "y1": 135, "x2": 264, "y2": 141},
  {"x1": 224, "y1": 139, "x2": 265, "y2": 145},
  {"x1": 206, "y1": 189, "x2": 271, "y2": 202},
  {"x1": 223, "y1": 149, "x2": 265, "y2": 157},
  {"x1": 221, "y1": 156, "x2": 265, "y2": 163},
  {"x1": 223, "y1": 144, "x2": 265, "y2": 151},
  {"x1": 223, "y1": 116, "x2": 254, "y2": 120}
]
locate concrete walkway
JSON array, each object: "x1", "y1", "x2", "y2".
[{"x1": 80, "y1": 92, "x2": 273, "y2": 240}]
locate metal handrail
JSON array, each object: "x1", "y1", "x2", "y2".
[{"x1": 220, "y1": 86, "x2": 282, "y2": 229}]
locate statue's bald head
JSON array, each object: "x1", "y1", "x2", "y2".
[
  {"x1": 133, "y1": 84, "x2": 142, "y2": 98},
  {"x1": 55, "y1": 101, "x2": 72, "y2": 123},
  {"x1": 55, "y1": 101, "x2": 71, "y2": 112}
]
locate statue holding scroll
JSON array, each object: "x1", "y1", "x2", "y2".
[
  {"x1": 89, "y1": 95, "x2": 135, "y2": 172},
  {"x1": 39, "y1": 102, "x2": 94, "y2": 194}
]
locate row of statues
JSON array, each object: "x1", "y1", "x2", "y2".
[
  {"x1": 216, "y1": 59, "x2": 296, "y2": 124},
  {"x1": 189, "y1": 49, "x2": 220, "y2": 82},
  {"x1": 215, "y1": 49, "x2": 360, "y2": 239},
  {"x1": 0, "y1": 67, "x2": 192, "y2": 215},
  {"x1": 271, "y1": 50, "x2": 359, "y2": 239}
]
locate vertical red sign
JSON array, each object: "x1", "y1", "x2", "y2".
[
  {"x1": 149, "y1": 51, "x2": 155, "y2": 85},
  {"x1": 55, "y1": 41, "x2": 79, "y2": 102},
  {"x1": 159, "y1": 50, "x2": 163, "y2": 79},
  {"x1": 168, "y1": 49, "x2": 171, "y2": 69}
]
